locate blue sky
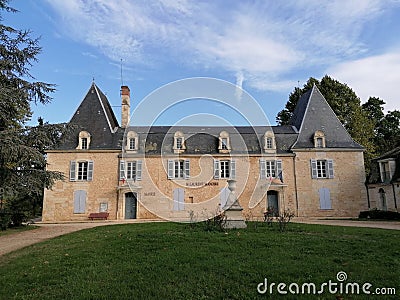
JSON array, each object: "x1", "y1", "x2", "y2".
[{"x1": 4, "y1": 0, "x2": 400, "y2": 126}]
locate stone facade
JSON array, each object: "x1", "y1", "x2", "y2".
[{"x1": 42, "y1": 83, "x2": 368, "y2": 222}]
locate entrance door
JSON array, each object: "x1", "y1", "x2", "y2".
[
  {"x1": 125, "y1": 192, "x2": 137, "y2": 219},
  {"x1": 267, "y1": 191, "x2": 279, "y2": 216}
]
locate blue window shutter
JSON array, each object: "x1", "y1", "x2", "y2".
[
  {"x1": 276, "y1": 160, "x2": 282, "y2": 177},
  {"x1": 87, "y1": 161, "x2": 94, "y2": 181},
  {"x1": 136, "y1": 160, "x2": 142, "y2": 181},
  {"x1": 319, "y1": 188, "x2": 332, "y2": 210},
  {"x1": 119, "y1": 161, "x2": 125, "y2": 180},
  {"x1": 220, "y1": 187, "x2": 230, "y2": 209},
  {"x1": 311, "y1": 159, "x2": 317, "y2": 179},
  {"x1": 327, "y1": 159, "x2": 334, "y2": 179},
  {"x1": 214, "y1": 159, "x2": 220, "y2": 179},
  {"x1": 260, "y1": 159, "x2": 266, "y2": 179},
  {"x1": 173, "y1": 188, "x2": 185, "y2": 211},
  {"x1": 230, "y1": 160, "x2": 236, "y2": 179},
  {"x1": 325, "y1": 188, "x2": 331, "y2": 209},
  {"x1": 184, "y1": 159, "x2": 190, "y2": 179},
  {"x1": 73, "y1": 190, "x2": 86, "y2": 213},
  {"x1": 70, "y1": 161, "x2": 76, "y2": 181},
  {"x1": 168, "y1": 160, "x2": 174, "y2": 179},
  {"x1": 179, "y1": 188, "x2": 185, "y2": 210}
]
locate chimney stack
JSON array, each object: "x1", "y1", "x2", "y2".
[{"x1": 121, "y1": 86, "x2": 130, "y2": 128}]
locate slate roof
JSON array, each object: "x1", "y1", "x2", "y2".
[
  {"x1": 368, "y1": 146, "x2": 400, "y2": 184},
  {"x1": 121, "y1": 125, "x2": 298, "y2": 155},
  {"x1": 60, "y1": 83, "x2": 120, "y2": 150},
  {"x1": 290, "y1": 85, "x2": 363, "y2": 149},
  {"x1": 55, "y1": 83, "x2": 361, "y2": 154}
]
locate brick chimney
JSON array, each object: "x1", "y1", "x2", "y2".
[{"x1": 121, "y1": 86, "x2": 130, "y2": 128}]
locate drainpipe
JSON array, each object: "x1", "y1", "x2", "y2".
[
  {"x1": 392, "y1": 183, "x2": 398, "y2": 211},
  {"x1": 365, "y1": 183, "x2": 371, "y2": 209},
  {"x1": 293, "y1": 154, "x2": 299, "y2": 217}
]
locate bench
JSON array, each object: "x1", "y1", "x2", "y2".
[{"x1": 88, "y1": 212, "x2": 109, "y2": 220}]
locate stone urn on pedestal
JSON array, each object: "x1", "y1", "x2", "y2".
[{"x1": 223, "y1": 179, "x2": 247, "y2": 229}]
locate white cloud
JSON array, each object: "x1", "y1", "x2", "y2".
[
  {"x1": 328, "y1": 51, "x2": 400, "y2": 111},
  {"x1": 45, "y1": 0, "x2": 400, "y2": 94}
]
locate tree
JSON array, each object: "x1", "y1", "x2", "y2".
[
  {"x1": 362, "y1": 97, "x2": 400, "y2": 155},
  {"x1": 277, "y1": 75, "x2": 375, "y2": 172},
  {"x1": 0, "y1": 0, "x2": 69, "y2": 227}
]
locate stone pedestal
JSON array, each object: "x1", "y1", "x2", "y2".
[{"x1": 223, "y1": 180, "x2": 247, "y2": 229}]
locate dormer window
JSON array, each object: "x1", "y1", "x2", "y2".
[
  {"x1": 173, "y1": 131, "x2": 186, "y2": 153},
  {"x1": 218, "y1": 131, "x2": 231, "y2": 153},
  {"x1": 126, "y1": 131, "x2": 139, "y2": 151},
  {"x1": 77, "y1": 131, "x2": 91, "y2": 150},
  {"x1": 81, "y1": 138, "x2": 88, "y2": 149},
  {"x1": 264, "y1": 131, "x2": 276, "y2": 153},
  {"x1": 314, "y1": 130, "x2": 326, "y2": 148}
]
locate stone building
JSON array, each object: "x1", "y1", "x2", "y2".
[
  {"x1": 366, "y1": 146, "x2": 400, "y2": 211},
  {"x1": 42, "y1": 83, "x2": 367, "y2": 221}
]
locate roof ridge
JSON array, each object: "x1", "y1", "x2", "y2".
[{"x1": 93, "y1": 83, "x2": 118, "y2": 133}]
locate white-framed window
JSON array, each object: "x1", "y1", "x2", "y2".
[
  {"x1": 214, "y1": 159, "x2": 235, "y2": 179},
  {"x1": 173, "y1": 131, "x2": 186, "y2": 153},
  {"x1": 218, "y1": 131, "x2": 231, "y2": 153},
  {"x1": 119, "y1": 160, "x2": 142, "y2": 181},
  {"x1": 259, "y1": 159, "x2": 282, "y2": 179},
  {"x1": 126, "y1": 131, "x2": 139, "y2": 151},
  {"x1": 264, "y1": 131, "x2": 276, "y2": 153},
  {"x1": 70, "y1": 160, "x2": 93, "y2": 181},
  {"x1": 81, "y1": 138, "x2": 88, "y2": 149},
  {"x1": 77, "y1": 131, "x2": 91, "y2": 150},
  {"x1": 311, "y1": 159, "x2": 334, "y2": 179},
  {"x1": 314, "y1": 130, "x2": 326, "y2": 148},
  {"x1": 168, "y1": 159, "x2": 190, "y2": 179}
]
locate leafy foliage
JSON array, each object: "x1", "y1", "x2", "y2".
[
  {"x1": 277, "y1": 75, "x2": 377, "y2": 171},
  {"x1": 0, "y1": 1, "x2": 70, "y2": 227}
]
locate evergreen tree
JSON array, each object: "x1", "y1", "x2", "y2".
[{"x1": 0, "y1": 0, "x2": 70, "y2": 227}]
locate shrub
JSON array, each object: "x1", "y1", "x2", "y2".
[{"x1": 359, "y1": 209, "x2": 400, "y2": 220}]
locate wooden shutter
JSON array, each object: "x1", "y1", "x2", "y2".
[
  {"x1": 136, "y1": 160, "x2": 142, "y2": 181},
  {"x1": 119, "y1": 161, "x2": 125, "y2": 180},
  {"x1": 230, "y1": 160, "x2": 236, "y2": 179},
  {"x1": 168, "y1": 160, "x2": 174, "y2": 179},
  {"x1": 327, "y1": 159, "x2": 334, "y2": 179},
  {"x1": 184, "y1": 159, "x2": 190, "y2": 179},
  {"x1": 69, "y1": 161, "x2": 76, "y2": 181},
  {"x1": 73, "y1": 190, "x2": 86, "y2": 213},
  {"x1": 276, "y1": 160, "x2": 282, "y2": 177},
  {"x1": 260, "y1": 159, "x2": 266, "y2": 179},
  {"x1": 311, "y1": 159, "x2": 317, "y2": 179},
  {"x1": 319, "y1": 188, "x2": 331, "y2": 209},
  {"x1": 220, "y1": 187, "x2": 230, "y2": 209},
  {"x1": 214, "y1": 159, "x2": 220, "y2": 179},
  {"x1": 87, "y1": 161, "x2": 94, "y2": 181}
]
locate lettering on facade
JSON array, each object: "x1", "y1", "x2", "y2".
[
  {"x1": 144, "y1": 192, "x2": 156, "y2": 197},
  {"x1": 185, "y1": 181, "x2": 219, "y2": 187}
]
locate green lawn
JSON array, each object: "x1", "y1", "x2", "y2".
[{"x1": 0, "y1": 222, "x2": 398, "y2": 299}]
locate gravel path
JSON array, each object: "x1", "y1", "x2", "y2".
[{"x1": 1, "y1": 219, "x2": 399, "y2": 257}]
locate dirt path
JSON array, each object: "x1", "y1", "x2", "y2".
[{"x1": 1, "y1": 219, "x2": 399, "y2": 257}]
